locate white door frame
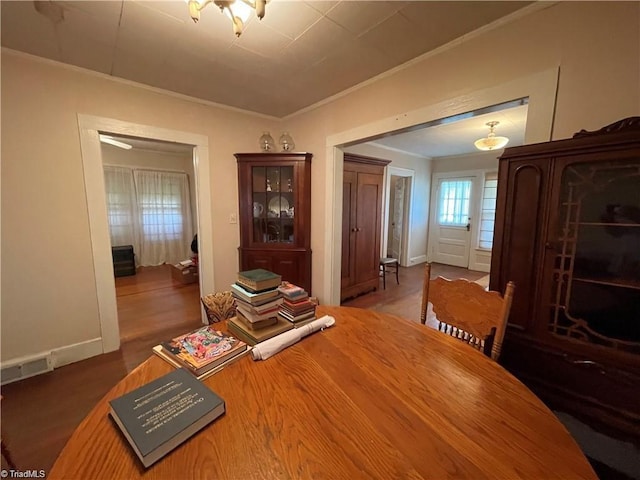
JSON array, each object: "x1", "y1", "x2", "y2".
[
  {"x1": 78, "y1": 114, "x2": 213, "y2": 353},
  {"x1": 382, "y1": 166, "x2": 414, "y2": 267},
  {"x1": 323, "y1": 68, "x2": 559, "y2": 305}
]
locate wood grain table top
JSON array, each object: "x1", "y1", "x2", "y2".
[{"x1": 49, "y1": 306, "x2": 596, "y2": 479}]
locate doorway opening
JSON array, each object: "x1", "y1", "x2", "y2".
[
  {"x1": 99, "y1": 133, "x2": 203, "y2": 345},
  {"x1": 383, "y1": 166, "x2": 414, "y2": 267},
  {"x1": 78, "y1": 114, "x2": 213, "y2": 353}
]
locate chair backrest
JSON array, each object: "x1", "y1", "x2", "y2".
[
  {"x1": 201, "y1": 291, "x2": 236, "y2": 324},
  {"x1": 420, "y1": 263, "x2": 515, "y2": 360}
]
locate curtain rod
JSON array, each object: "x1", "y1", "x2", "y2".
[{"x1": 103, "y1": 164, "x2": 189, "y2": 175}]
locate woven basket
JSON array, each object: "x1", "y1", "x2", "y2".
[{"x1": 201, "y1": 291, "x2": 236, "y2": 324}]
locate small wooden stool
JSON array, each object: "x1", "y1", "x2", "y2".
[{"x1": 379, "y1": 257, "x2": 399, "y2": 289}]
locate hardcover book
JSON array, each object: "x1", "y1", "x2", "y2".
[
  {"x1": 230, "y1": 283, "x2": 281, "y2": 305},
  {"x1": 109, "y1": 368, "x2": 225, "y2": 468},
  {"x1": 160, "y1": 325, "x2": 247, "y2": 376},
  {"x1": 234, "y1": 296, "x2": 284, "y2": 313},
  {"x1": 236, "y1": 304, "x2": 280, "y2": 322},
  {"x1": 235, "y1": 310, "x2": 278, "y2": 331},
  {"x1": 227, "y1": 316, "x2": 293, "y2": 346},
  {"x1": 237, "y1": 269, "x2": 282, "y2": 291},
  {"x1": 277, "y1": 281, "x2": 308, "y2": 300}
]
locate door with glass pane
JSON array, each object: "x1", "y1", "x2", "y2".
[{"x1": 431, "y1": 177, "x2": 473, "y2": 267}]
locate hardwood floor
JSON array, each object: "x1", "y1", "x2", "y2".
[{"x1": 0, "y1": 262, "x2": 481, "y2": 474}]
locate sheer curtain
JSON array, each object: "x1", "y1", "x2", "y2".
[
  {"x1": 133, "y1": 170, "x2": 193, "y2": 266},
  {"x1": 103, "y1": 166, "x2": 139, "y2": 256},
  {"x1": 103, "y1": 167, "x2": 193, "y2": 267}
]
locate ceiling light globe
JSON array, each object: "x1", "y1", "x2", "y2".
[{"x1": 474, "y1": 136, "x2": 509, "y2": 151}]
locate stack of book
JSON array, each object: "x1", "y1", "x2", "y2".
[
  {"x1": 277, "y1": 281, "x2": 317, "y2": 327},
  {"x1": 153, "y1": 325, "x2": 249, "y2": 379},
  {"x1": 228, "y1": 269, "x2": 294, "y2": 345}
]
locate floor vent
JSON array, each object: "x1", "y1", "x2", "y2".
[{"x1": 1, "y1": 354, "x2": 53, "y2": 385}]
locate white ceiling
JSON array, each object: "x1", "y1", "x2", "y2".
[{"x1": 2, "y1": 0, "x2": 534, "y2": 157}]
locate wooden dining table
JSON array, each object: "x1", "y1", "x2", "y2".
[{"x1": 49, "y1": 306, "x2": 597, "y2": 479}]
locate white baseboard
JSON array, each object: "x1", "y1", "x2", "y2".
[
  {"x1": 408, "y1": 255, "x2": 427, "y2": 266},
  {"x1": 1, "y1": 338, "x2": 104, "y2": 385},
  {"x1": 51, "y1": 337, "x2": 104, "y2": 368}
]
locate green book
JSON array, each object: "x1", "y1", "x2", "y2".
[{"x1": 237, "y1": 269, "x2": 282, "y2": 291}]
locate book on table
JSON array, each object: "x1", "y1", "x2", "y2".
[
  {"x1": 234, "y1": 310, "x2": 278, "y2": 331},
  {"x1": 234, "y1": 296, "x2": 283, "y2": 314},
  {"x1": 281, "y1": 299, "x2": 316, "y2": 315},
  {"x1": 236, "y1": 304, "x2": 280, "y2": 323},
  {"x1": 109, "y1": 368, "x2": 225, "y2": 468},
  {"x1": 277, "y1": 312, "x2": 317, "y2": 328},
  {"x1": 237, "y1": 268, "x2": 282, "y2": 292},
  {"x1": 227, "y1": 315, "x2": 293, "y2": 346},
  {"x1": 230, "y1": 283, "x2": 281, "y2": 305},
  {"x1": 277, "y1": 281, "x2": 308, "y2": 300},
  {"x1": 157, "y1": 325, "x2": 248, "y2": 376},
  {"x1": 278, "y1": 309, "x2": 317, "y2": 324}
]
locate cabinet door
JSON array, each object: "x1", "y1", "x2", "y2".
[
  {"x1": 540, "y1": 155, "x2": 640, "y2": 360},
  {"x1": 250, "y1": 165, "x2": 296, "y2": 245},
  {"x1": 341, "y1": 170, "x2": 357, "y2": 288},
  {"x1": 490, "y1": 157, "x2": 550, "y2": 332},
  {"x1": 354, "y1": 172, "x2": 384, "y2": 285}
]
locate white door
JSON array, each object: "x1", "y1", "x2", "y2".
[
  {"x1": 390, "y1": 176, "x2": 406, "y2": 259},
  {"x1": 430, "y1": 177, "x2": 473, "y2": 267}
]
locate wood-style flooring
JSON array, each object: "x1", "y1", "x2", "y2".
[{"x1": 0, "y1": 262, "x2": 482, "y2": 474}]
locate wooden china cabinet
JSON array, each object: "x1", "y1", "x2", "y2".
[
  {"x1": 235, "y1": 152, "x2": 312, "y2": 293},
  {"x1": 490, "y1": 117, "x2": 640, "y2": 441}
]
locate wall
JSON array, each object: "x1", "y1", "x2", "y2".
[
  {"x1": 2, "y1": 1, "x2": 638, "y2": 366},
  {"x1": 1, "y1": 53, "x2": 277, "y2": 364},
  {"x1": 432, "y1": 151, "x2": 499, "y2": 174}
]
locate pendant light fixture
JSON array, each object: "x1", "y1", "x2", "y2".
[
  {"x1": 474, "y1": 121, "x2": 509, "y2": 151},
  {"x1": 188, "y1": 0, "x2": 267, "y2": 37}
]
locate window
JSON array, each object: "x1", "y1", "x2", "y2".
[
  {"x1": 478, "y1": 172, "x2": 498, "y2": 250},
  {"x1": 438, "y1": 179, "x2": 472, "y2": 226}
]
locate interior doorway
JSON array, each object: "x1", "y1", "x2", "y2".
[
  {"x1": 78, "y1": 115, "x2": 213, "y2": 353},
  {"x1": 383, "y1": 166, "x2": 414, "y2": 267},
  {"x1": 100, "y1": 134, "x2": 202, "y2": 344}
]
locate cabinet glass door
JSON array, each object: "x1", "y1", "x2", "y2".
[
  {"x1": 251, "y1": 165, "x2": 295, "y2": 244},
  {"x1": 548, "y1": 159, "x2": 640, "y2": 354}
]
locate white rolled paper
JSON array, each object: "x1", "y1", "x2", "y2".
[{"x1": 251, "y1": 315, "x2": 336, "y2": 361}]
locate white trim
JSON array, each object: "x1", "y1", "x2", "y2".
[
  {"x1": 383, "y1": 166, "x2": 415, "y2": 267},
  {"x1": 322, "y1": 68, "x2": 559, "y2": 305},
  {"x1": 78, "y1": 115, "x2": 213, "y2": 353},
  {"x1": 51, "y1": 338, "x2": 104, "y2": 368}
]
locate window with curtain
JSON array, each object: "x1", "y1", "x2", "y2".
[
  {"x1": 103, "y1": 167, "x2": 193, "y2": 267},
  {"x1": 478, "y1": 172, "x2": 498, "y2": 250},
  {"x1": 103, "y1": 166, "x2": 138, "y2": 248},
  {"x1": 438, "y1": 179, "x2": 472, "y2": 226}
]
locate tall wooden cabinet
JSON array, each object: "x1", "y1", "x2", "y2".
[
  {"x1": 236, "y1": 152, "x2": 312, "y2": 293},
  {"x1": 490, "y1": 117, "x2": 640, "y2": 441},
  {"x1": 341, "y1": 154, "x2": 390, "y2": 301}
]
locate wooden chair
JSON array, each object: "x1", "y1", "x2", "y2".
[
  {"x1": 420, "y1": 263, "x2": 515, "y2": 360},
  {"x1": 201, "y1": 291, "x2": 236, "y2": 324}
]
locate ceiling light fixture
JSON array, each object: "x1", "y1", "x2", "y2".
[
  {"x1": 474, "y1": 121, "x2": 509, "y2": 151},
  {"x1": 99, "y1": 135, "x2": 133, "y2": 150},
  {"x1": 188, "y1": 0, "x2": 267, "y2": 37}
]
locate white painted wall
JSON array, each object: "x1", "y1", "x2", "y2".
[{"x1": 2, "y1": 1, "x2": 638, "y2": 365}]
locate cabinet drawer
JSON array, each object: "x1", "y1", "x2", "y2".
[{"x1": 502, "y1": 336, "x2": 640, "y2": 439}]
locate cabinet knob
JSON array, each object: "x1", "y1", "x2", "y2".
[{"x1": 351, "y1": 227, "x2": 357, "y2": 232}]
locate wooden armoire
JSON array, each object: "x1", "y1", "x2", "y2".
[
  {"x1": 341, "y1": 154, "x2": 390, "y2": 301},
  {"x1": 490, "y1": 117, "x2": 640, "y2": 441}
]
